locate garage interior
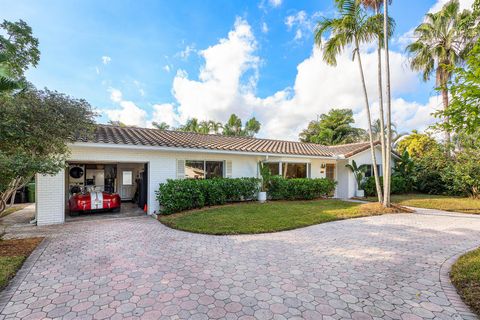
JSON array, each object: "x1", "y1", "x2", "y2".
[{"x1": 65, "y1": 162, "x2": 148, "y2": 220}]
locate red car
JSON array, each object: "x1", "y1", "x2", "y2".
[{"x1": 68, "y1": 191, "x2": 121, "y2": 215}]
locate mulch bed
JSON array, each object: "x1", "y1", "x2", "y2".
[{"x1": 0, "y1": 237, "x2": 44, "y2": 257}]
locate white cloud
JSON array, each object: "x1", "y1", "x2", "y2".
[
  {"x1": 101, "y1": 56, "x2": 111, "y2": 65},
  {"x1": 163, "y1": 65, "x2": 171, "y2": 72},
  {"x1": 171, "y1": 17, "x2": 259, "y2": 122},
  {"x1": 150, "y1": 103, "x2": 181, "y2": 128},
  {"x1": 102, "y1": 18, "x2": 439, "y2": 140},
  {"x1": 177, "y1": 45, "x2": 196, "y2": 59},
  {"x1": 105, "y1": 88, "x2": 147, "y2": 127},
  {"x1": 284, "y1": 11, "x2": 322, "y2": 41},
  {"x1": 269, "y1": 0, "x2": 282, "y2": 7},
  {"x1": 429, "y1": 0, "x2": 474, "y2": 12},
  {"x1": 261, "y1": 22, "x2": 269, "y2": 33},
  {"x1": 260, "y1": 0, "x2": 282, "y2": 9}
]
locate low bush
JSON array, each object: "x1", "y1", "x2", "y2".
[
  {"x1": 157, "y1": 178, "x2": 260, "y2": 214},
  {"x1": 268, "y1": 176, "x2": 336, "y2": 200},
  {"x1": 363, "y1": 175, "x2": 411, "y2": 197}
]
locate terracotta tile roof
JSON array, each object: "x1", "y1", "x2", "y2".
[
  {"x1": 327, "y1": 141, "x2": 381, "y2": 158},
  {"x1": 75, "y1": 125, "x2": 376, "y2": 158}
]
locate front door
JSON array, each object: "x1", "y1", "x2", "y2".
[
  {"x1": 119, "y1": 169, "x2": 135, "y2": 200},
  {"x1": 326, "y1": 164, "x2": 336, "y2": 181}
]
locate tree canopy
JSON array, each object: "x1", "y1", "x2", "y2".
[
  {"x1": 299, "y1": 109, "x2": 366, "y2": 145},
  {"x1": 0, "y1": 88, "x2": 96, "y2": 213},
  {"x1": 177, "y1": 114, "x2": 261, "y2": 137}
]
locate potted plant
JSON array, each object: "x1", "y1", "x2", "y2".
[
  {"x1": 258, "y1": 161, "x2": 271, "y2": 203},
  {"x1": 345, "y1": 160, "x2": 367, "y2": 198}
]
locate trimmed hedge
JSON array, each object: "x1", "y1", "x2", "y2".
[
  {"x1": 268, "y1": 176, "x2": 337, "y2": 200},
  {"x1": 156, "y1": 178, "x2": 260, "y2": 214},
  {"x1": 363, "y1": 175, "x2": 411, "y2": 197}
]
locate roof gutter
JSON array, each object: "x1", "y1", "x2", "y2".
[{"x1": 69, "y1": 142, "x2": 340, "y2": 160}]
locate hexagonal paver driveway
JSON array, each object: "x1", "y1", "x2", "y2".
[{"x1": 1, "y1": 209, "x2": 480, "y2": 319}]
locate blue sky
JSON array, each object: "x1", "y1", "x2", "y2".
[{"x1": 1, "y1": 0, "x2": 474, "y2": 139}]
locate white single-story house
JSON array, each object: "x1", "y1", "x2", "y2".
[{"x1": 35, "y1": 124, "x2": 395, "y2": 226}]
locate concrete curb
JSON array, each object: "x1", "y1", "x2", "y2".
[{"x1": 439, "y1": 247, "x2": 480, "y2": 320}]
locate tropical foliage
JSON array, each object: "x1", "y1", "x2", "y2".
[
  {"x1": 156, "y1": 178, "x2": 260, "y2": 214},
  {"x1": 299, "y1": 109, "x2": 366, "y2": 145},
  {"x1": 0, "y1": 88, "x2": 96, "y2": 214},
  {"x1": 176, "y1": 114, "x2": 261, "y2": 137},
  {"x1": 315, "y1": 0, "x2": 394, "y2": 203},
  {"x1": 407, "y1": 0, "x2": 477, "y2": 146},
  {"x1": 435, "y1": 42, "x2": 480, "y2": 135},
  {"x1": 345, "y1": 160, "x2": 367, "y2": 189}
]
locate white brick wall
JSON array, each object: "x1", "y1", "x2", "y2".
[{"x1": 36, "y1": 170, "x2": 65, "y2": 226}]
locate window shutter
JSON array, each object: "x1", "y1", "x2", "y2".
[
  {"x1": 176, "y1": 159, "x2": 185, "y2": 179},
  {"x1": 225, "y1": 160, "x2": 232, "y2": 178}
]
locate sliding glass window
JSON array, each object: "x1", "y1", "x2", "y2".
[{"x1": 185, "y1": 160, "x2": 224, "y2": 179}]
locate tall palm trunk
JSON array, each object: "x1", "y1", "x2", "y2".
[
  {"x1": 383, "y1": 0, "x2": 392, "y2": 207},
  {"x1": 375, "y1": 4, "x2": 387, "y2": 197},
  {"x1": 441, "y1": 87, "x2": 451, "y2": 145},
  {"x1": 355, "y1": 38, "x2": 383, "y2": 202}
]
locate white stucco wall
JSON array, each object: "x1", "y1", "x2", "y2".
[
  {"x1": 344, "y1": 146, "x2": 395, "y2": 199},
  {"x1": 35, "y1": 143, "x2": 393, "y2": 225}
]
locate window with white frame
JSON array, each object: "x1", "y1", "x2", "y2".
[
  {"x1": 185, "y1": 160, "x2": 224, "y2": 179},
  {"x1": 364, "y1": 164, "x2": 382, "y2": 177},
  {"x1": 264, "y1": 162, "x2": 309, "y2": 179}
]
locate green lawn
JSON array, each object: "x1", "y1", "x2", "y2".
[
  {"x1": 159, "y1": 199, "x2": 406, "y2": 235},
  {"x1": 366, "y1": 194, "x2": 480, "y2": 214},
  {"x1": 0, "y1": 237, "x2": 43, "y2": 290},
  {"x1": 451, "y1": 247, "x2": 480, "y2": 316},
  {"x1": 0, "y1": 256, "x2": 25, "y2": 289}
]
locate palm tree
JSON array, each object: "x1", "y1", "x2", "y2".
[
  {"x1": 198, "y1": 121, "x2": 210, "y2": 134},
  {"x1": 0, "y1": 53, "x2": 22, "y2": 94},
  {"x1": 406, "y1": 0, "x2": 473, "y2": 149},
  {"x1": 315, "y1": 0, "x2": 386, "y2": 202},
  {"x1": 359, "y1": 0, "x2": 394, "y2": 206},
  {"x1": 208, "y1": 120, "x2": 223, "y2": 134},
  {"x1": 180, "y1": 118, "x2": 200, "y2": 132},
  {"x1": 152, "y1": 121, "x2": 170, "y2": 130},
  {"x1": 223, "y1": 114, "x2": 243, "y2": 136}
]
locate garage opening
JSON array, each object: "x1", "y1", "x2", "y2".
[{"x1": 65, "y1": 162, "x2": 148, "y2": 221}]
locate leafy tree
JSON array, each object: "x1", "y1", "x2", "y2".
[
  {"x1": 223, "y1": 114, "x2": 243, "y2": 136},
  {"x1": 0, "y1": 20, "x2": 40, "y2": 78},
  {"x1": 435, "y1": 43, "x2": 480, "y2": 135},
  {"x1": 0, "y1": 88, "x2": 96, "y2": 215},
  {"x1": 299, "y1": 109, "x2": 366, "y2": 145},
  {"x1": 244, "y1": 117, "x2": 261, "y2": 137},
  {"x1": 208, "y1": 120, "x2": 223, "y2": 134},
  {"x1": 0, "y1": 53, "x2": 22, "y2": 94},
  {"x1": 152, "y1": 121, "x2": 170, "y2": 130},
  {"x1": 108, "y1": 120, "x2": 128, "y2": 127},
  {"x1": 316, "y1": 0, "x2": 391, "y2": 202},
  {"x1": 396, "y1": 131, "x2": 440, "y2": 158},
  {"x1": 198, "y1": 121, "x2": 210, "y2": 134},
  {"x1": 179, "y1": 118, "x2": 200, "y2": 133},
  {"x1": 406, "y1": 0, "x2": 475, "y2": 147}
]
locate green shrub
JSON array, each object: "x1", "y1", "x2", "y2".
[
  {"x1": 268, "y1": 176, "x2": 336, "y2": 200},
  {"x1": 363, "y1": 175, "x2": 411, "y2": 197},
  {"x1": 157, "y1": 178, "x2": 260, "y2": 214}
]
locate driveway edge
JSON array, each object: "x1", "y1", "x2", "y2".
[
  {"x1": 439, "y1": 247, "x2": 480, "y2": 320},
  {"x1": 0, "y1": 237, "x2": 50, "y2": 313}
]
